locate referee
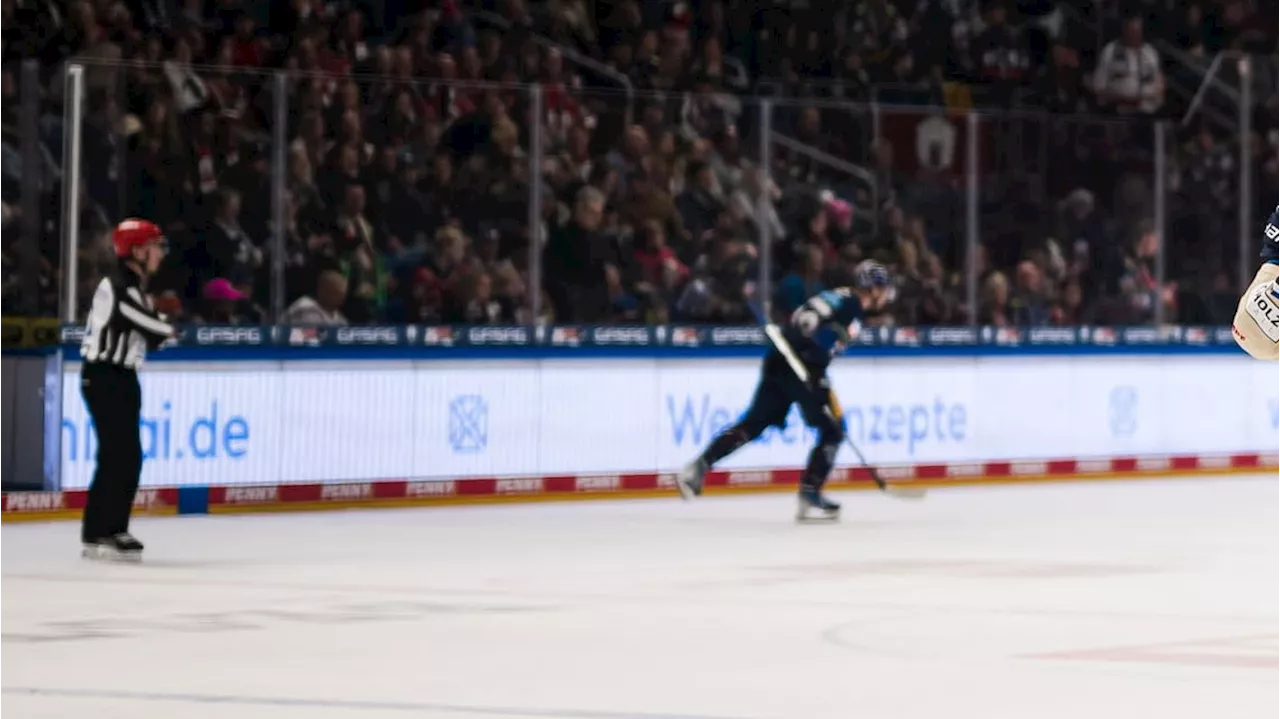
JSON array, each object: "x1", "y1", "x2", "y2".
[{"x1": 80, "y1": 219, "x2": 174, "y2": 561}]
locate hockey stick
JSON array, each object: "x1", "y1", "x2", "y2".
[{"x1": 762, "y1": 323, "x2": 927, "y2": 500}]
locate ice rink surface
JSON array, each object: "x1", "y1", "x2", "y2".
[{"x1": 3, "y1": 475, "x2": 1277, "y2": 719}]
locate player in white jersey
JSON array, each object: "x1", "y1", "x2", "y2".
[{"x1": 1231, "y1": 207, "x2": 1279, "y2": 361}]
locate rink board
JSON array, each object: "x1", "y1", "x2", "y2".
[
  {"x1": 4, "y1": 451, "x2": 1274, "y2": 522},
  {"x1": 11, "y1": 347, "x2": 1277, "y2": 521},
  {"x1": 48, "y1": 354, "x2": 1280, "y2": 491}
]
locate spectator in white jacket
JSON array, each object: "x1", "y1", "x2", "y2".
[
  {"x1": 283, "y1": 270, "x2": 349, "y2": 325},
  {"x1": 1092, "y1": 17, "x2": 1165, "y2": 115}
]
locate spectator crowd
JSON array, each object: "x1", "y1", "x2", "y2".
[{"x1": 1, "y1": 0, "x2": 1276, "y2": 328}]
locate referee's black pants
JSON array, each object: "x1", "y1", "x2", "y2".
[{"x1": 80, "y1": 362, "x2": 143, "y2": 543}]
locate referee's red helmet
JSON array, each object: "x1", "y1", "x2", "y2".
[{"x1": 112, "y1": 218, "x2": 164, "y2": 257}]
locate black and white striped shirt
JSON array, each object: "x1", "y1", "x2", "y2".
[{"x1": 81, "y1": 269, "x2": 174, "y2": 370}]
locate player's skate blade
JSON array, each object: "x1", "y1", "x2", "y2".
[
  {"x1": 796, "y1": 487, "x2": 840, "y2": 522},
  {"x1": 82, "y1": 533, "x2": 144, "y2": 562},
  {"x1": 675, "y1": 459, "x2": 707, "y2": 500}
]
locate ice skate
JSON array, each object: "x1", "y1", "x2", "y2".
[
  {"x1": 82, "y1": 532, "x2": 144, "y2": 562},
  {"x1": 796, "y1": 486, "x2": 840, "y2": 522},
  {"x1": 676, "y1": 458, "x2": 708, "y2": 499}
]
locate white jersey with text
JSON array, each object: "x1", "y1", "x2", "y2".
[{"x1": 1232, "y1": 206, "x2": 1279, "y2": 361}]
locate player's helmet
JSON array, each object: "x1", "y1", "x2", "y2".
[
  {"x1": 112, "y1": 218, "x2": 165, "y2": 258},
  {"x1": 853, "y1": 260, "x2": 891, "y2": 289}
]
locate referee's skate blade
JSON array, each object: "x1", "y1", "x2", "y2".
[
  {"x1": 795, "y1": 514, "x2": 840, "y2": 523},
  {"x1": 81, "y1": 545, "x2": 142, "y2": 563}
]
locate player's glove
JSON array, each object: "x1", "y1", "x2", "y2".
[
  {"x1": 1259, "y1": 203, "x2": 1280, "y2": 262},
  {"x1": 1232, "y1": 264, "x2": 1279, "y2": 361}
]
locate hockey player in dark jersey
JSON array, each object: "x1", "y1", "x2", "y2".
[{"x1": 675, "y1": 260, "x2": 896, "y2": 520}]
